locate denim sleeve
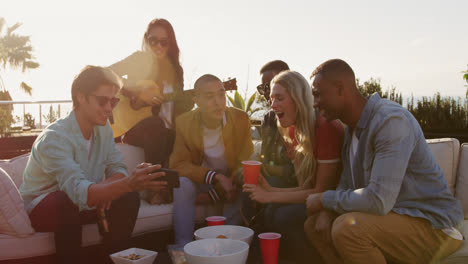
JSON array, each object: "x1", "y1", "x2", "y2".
[
  {"x1": 37, "y1": 132, "x2": 93, "y2": 210},
  {"x1": 322, "y1": 115, "x2": 415, "y2": 215}
]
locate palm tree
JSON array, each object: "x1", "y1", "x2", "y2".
[{"x1": 0, "y1": 17, "x2": 39, "y2": 95}]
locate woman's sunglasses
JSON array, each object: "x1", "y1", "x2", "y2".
[
  {"x1": 256, "y1": 82, "x2": 270, "y2": 95},
  {"x1": 89, "y1": 95, "x2": 120, "y2": 108},
  {"x1": 148, "y1": 37, "x2": 169, "y2": 48}
]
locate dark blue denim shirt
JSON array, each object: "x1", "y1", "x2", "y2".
[{"x1": 322, "y1": 93, "x2": 463, "y2": 229}]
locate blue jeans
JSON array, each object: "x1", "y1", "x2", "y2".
[{"x1": 173, "y1": 177, "x2": 244, "y2": 246}]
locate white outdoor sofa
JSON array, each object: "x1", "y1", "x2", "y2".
[{"x1": 0, "y1": 144, "x2": 216, "y2": 262}]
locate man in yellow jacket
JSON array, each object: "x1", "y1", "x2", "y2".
[{"x1": 170, "y1": 74, "x2": 254, "y2": 246}]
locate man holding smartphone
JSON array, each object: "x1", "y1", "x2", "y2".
[
  {"x1": 169, "y1": 74, "x2": 254, "y2": 247},
  {"x1": 20, "y1": 66, "x2": 168, "y2": 264}
]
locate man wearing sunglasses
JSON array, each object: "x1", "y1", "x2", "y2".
[
  {"x1": 257, "y1": 60, "x2": 296, "y2": 187},
  {"x1": 20, "y1": 66, "x2": 168, "y2": 264}
]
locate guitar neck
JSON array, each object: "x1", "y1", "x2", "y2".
[{"x1": 163, "y1": 89, "x2": 195, "y2": 103}]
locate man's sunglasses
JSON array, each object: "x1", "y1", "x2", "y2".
[
  {"x1": 256, "y1": 82, "x2": 270, "y2": 95},
  {"x1": 147, "y1": 37, "x2": 169, "y2": 48},
  {"x1": 89, "y1": 95, "x2": 120, "y2": 108}
]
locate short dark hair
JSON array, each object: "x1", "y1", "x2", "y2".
[
  {"x1": 310, "y1": 59, "x2": 355, "y2": 80},
  {"x1": 260, "y1": 60, "x2": 289, "y2": 74},
  {"x1": 194, "y1": 74, "x2": 222, "y2": 93},
  {"x1": 71, "y1": 66, "x2": 122, "y2": 109}
]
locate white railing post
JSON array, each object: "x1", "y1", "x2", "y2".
[
  {"x1": 23, "y1": 103, "x2": 25, "y2": 127},
  {"x1": 39, "y1": 104, "x2": 42, "y2": 129}
]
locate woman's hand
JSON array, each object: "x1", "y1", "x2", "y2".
[
  {"x1": 243, "y1": 184, "x2": 272, "y2": 204},
  {"x1": 258, "y1": 174, "x2": 273, "y2": 191},
  {"x1": 138, "y1": 81, "x2": 163, "y2": 106}
]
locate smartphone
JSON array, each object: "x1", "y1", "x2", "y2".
[{"x1": 154, "y1": 168, "x2": 180, "y2": 189}]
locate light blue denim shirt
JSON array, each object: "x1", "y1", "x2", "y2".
[
  {"x1": 322, "y1": 93, "x2": 463, "y2": 229},
  {"x1": 20, "y1": 111, "x2": 128, "y2": 212}
]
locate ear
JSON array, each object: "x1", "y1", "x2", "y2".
[
  {"x1": 76, "y1": 92, "x2": 87, "y2": 107},
  {"x1": 336, "y1": 81, "x2": 344, "y2": 96},
  {"x1": 193, "y1": 95, "x2": 200, "y2": 107}
]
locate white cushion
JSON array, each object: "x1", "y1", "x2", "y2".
[
  {"x1": 427, "y1": 138, "x2": 460, "y2": 194},
  {"x1": 456, "y1": 144, "x2": 468, "y2": 219},
  {"x1": 116, "y1": 143, "x2": 145, "y2": 173},
  {"x1": 0, "y1": 168, "x2": 34, "y2": 237},
  {"x1": 0, "y1": 153, "x2": 30, "y2": 188}
]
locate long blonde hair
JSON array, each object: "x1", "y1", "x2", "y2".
[{"x1": 271, "y1": 71, "x2": 317, "y2": 186}]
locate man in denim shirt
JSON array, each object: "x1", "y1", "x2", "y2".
[
  {"x1": 20, "y1": 66, "x2": 168, "y2": 264},
  {"x1": 304, "y1": 59, "x2": 463, "y2": 264}
]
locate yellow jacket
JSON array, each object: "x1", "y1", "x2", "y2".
[{"x1": 169, "y1": 107, "x2": 253, "y2": 201}]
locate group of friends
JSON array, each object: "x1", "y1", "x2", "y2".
[{"x1": 18, "y1": 18, "x2": 464, "y2": 264}]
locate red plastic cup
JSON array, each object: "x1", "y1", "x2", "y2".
[
  {"x1": 259, "y1": 232, "x2": 281, "y2": 264},
  {"x1": 242, "y1": 160, "x2": 262, "y2": 185},
  {"x1": 205, "y1": 216, "x2": 226, "y2": 226}
]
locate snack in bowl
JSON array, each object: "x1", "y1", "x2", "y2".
[
  {"x1": 195, "y1": 225, "x2": 254, "y2": 245},
  {"x1": 117, "y1": 253, "x2": 146, "y2": 260},
  {"x1": 110, "y1": 248, "x2": 157, "y2": 264}
]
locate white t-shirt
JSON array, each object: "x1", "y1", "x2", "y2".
[
  {"x1": 349, "y1": 129, "x2": 359, "y2": 188},
  {"x1": 201, "y1": 116, "x2": 228, "y2": 175},
  {"x1": 159, "y1": 82, "x2": 174, "y2": 129}
]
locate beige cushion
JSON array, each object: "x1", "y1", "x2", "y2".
[
  {"x1": 456, "y1": 144, "x2": 468, "y2": 219},
  {"x1": 440, "y1": 220, "x2": 468, "y2": 264},
  {"x1": 0, "y1": 168, "x2": 34, "y2": 237},
  {"x1": 427, "y1": 138, "x2": 460, "y2": 194}
]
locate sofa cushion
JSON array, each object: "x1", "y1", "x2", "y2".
[
  {"x1": 0, "y1": 153, "x2": 30, "y2": 188},
  {"x1": 0, "y1": 167, "x2": 35, "y2": 237},
  {"x1": 427, "y1": 138, "x2": 459, "y2": 194},
  {"x1": 456, "y1": 143, "x2": 468, "y2": 219},
  {"x1": 116, "y1": 143, "x2": 145, "y2": 174}
]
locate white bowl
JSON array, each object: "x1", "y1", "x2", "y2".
[
  {"x1": 194, "y1": 225, "x2": 254, "y2": 245},
  {"x1": 184, "y1": 238, "x2": 249, "y2": 264},
  {"x1": 110, "y1": 248, "x2": 158, "y2": 264}
]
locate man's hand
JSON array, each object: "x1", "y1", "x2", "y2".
[
  {"x1": 306, "y1": 192, "x2": 324, "y2": 216},
  {"x1": 315, "y1": 210, "x2": 336, "y2": 243},
  {"x1": 243, "y1": 183, "x2": 272, "y2": 204},
  {"x1": 99, "y1": 201, "x2": 112, "y2": 211},
  {"x1": 127, "y1": 163, "x2": 168, "y2": 191},
  {"x1": 215, "y1": 174, "x2": 236, "y2": 201}
]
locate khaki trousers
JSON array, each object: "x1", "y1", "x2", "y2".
[{"x1": 304, "y1": 212, "x2": 462, "y2": 264}]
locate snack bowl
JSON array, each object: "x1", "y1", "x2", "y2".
[
  {"x1": 184, "y1": 238, "x2": 249, "y2": 264},
  {"x1": 194, "y1": 225, "x2": 254, "y2": 245},
  {"x1": 110, "y1": 248, "x2": 158, "y2": 264}
]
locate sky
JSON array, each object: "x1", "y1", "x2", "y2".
[{"x1": 2, "y1": 0, "x2": 468, "y2": 118}]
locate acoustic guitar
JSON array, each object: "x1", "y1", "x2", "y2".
[{"x1": 110, "y1": 78, "x2": 237, "y2": 137}]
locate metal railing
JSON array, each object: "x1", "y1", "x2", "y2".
[{"x1": 0, "y1": 100, "x2": 72, "y2": 129}]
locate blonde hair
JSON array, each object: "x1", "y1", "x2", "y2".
[{"x1": 271, "y1": 71, "x2": 317, "y2": 186}]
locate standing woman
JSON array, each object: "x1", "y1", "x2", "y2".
[
  {"x1": 109, "y1": 18, "x2": 193, "y2": 167},
  {"x1": 243, "y1": 70, "x2": 344, "y2": 262}
]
